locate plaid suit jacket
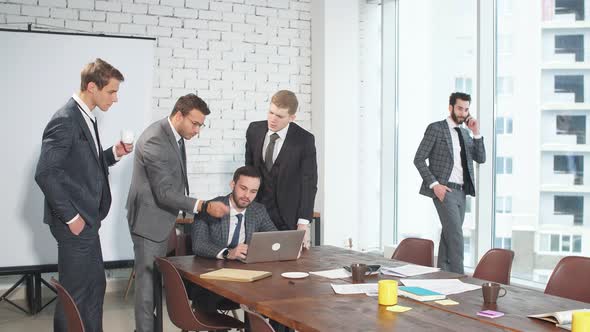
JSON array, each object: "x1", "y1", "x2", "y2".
[
  {"x1": 191, "y1": 195, "x2": 277, "y2": 258},
  {"x1": 414, "y1": 119, "x2": 486, "y2": 197}
]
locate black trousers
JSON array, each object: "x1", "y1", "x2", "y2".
[{"x1": 50, "y1": 222, "x2": 105, "y2": 332}]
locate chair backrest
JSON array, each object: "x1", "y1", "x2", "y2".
[
  {"x1": 391, "y1": 237, "x2": 434, "y2": 267},
  {"x1": 50, "y1": 278, "x2": 85, "y2": 332},
  {"x1": 241, "y1": 304, "x2": 276, "y2": 332},
  {"x1": 156, "y1": 257, "x2": 243, "y2": 331},
  {"x1": 472, "y1": 248, "x2": 515, "y2": 285},
  {"x1": 166, "y1": 228, "x2": 178, "y2": 256},
  {"x1": 155, "y1": 256, "x2": 206, "y2": 329},
  {"x1": 545, "y1": 256, "x2": 590, "y2": 303}
]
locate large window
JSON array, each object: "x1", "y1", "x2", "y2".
[
  {"x1": 395, "y1": 0, "x2": 477, "y2": 267},
  {"x1": 492, "y1": 0, "x2": 590, "y2": 284}
]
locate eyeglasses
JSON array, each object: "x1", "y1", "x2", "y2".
[{"x1": 185, "y1": 116, "x2": 206, "y2": 129}]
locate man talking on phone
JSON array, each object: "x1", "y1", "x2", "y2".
[{"x1": 413, "y1": 92, "x2": 486, "y2": 274}]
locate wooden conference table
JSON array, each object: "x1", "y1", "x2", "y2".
[{"x1": 154, "y1": 246, "x2": 588, "y2": 331}]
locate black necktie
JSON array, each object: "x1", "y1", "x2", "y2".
[
  {"x1": 228, "y1": 214, "x2": 243, "y2": 248},
  {"x1": 265, "y1": 133, "x2": 280, "y2": 171},
  {"x1": 178, "y1": 138, "x2": 189, "y2": 195},
  {"x1": 88, "y1": 115, "x2": 107, "y2": 173},
  {"x1": 454, "y1": 127, "x2": 473, "y2": 190}
]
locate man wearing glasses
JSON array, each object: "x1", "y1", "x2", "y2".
[{"x1": 126, "y1": 93, "x2": 228, "y2": 332}]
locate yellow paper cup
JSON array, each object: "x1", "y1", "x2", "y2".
[
  {"x1": 572, "y1": 311, "x2": 590, "y2": 332},
  {"x1": 378, "y1": 280, "x2": 398, "y2": 306}
]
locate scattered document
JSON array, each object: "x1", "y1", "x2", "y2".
[
  {"x1": 381, "y1": 264, "x2": 440, "y2": 277},
  {"x1": 310, "y1": 268, "x2": 350, "y2": 279},
  {"x1": 387, "y1": 305, "x2": 412, "y2": 313},
  {"x1": 400, "y1": 279, "x2": 480, "y2": 295},
  {"x1": 528, "y1": 309, "x2": 590, "y2": 331},
  {"x1": 435, "y1": 299, "x2": 459, "y2": 306},
  {"x1": 331, "y1": 283, "x2": 377, "y2": 295}
]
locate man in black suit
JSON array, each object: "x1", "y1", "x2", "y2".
[
  {"x1": 245, "y1": 90, "x2": 317, "y2": 245},
  {"x1": 35, "y1": 58, "x2": 133, "y2": 332},
  {"x1": 245, "y1": 90, "x2": 317, "y2": 332}
]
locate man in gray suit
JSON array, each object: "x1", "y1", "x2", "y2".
[
  {"x1": 414, "y1": 92, "x2": 486, "y2": 274},
  {"x1": 35, "y1": 58, "x2": 133, "y2": 332},
  {"x1": 126, "y1": 93, "x2": 229, "y2": 332},
  {"x1": 191, "y1": 165, "x2": 277, "y2": 311}
]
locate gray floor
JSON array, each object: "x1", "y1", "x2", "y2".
[{"x1": 0, "y1": 291, "x2": 181, "y2": 332}]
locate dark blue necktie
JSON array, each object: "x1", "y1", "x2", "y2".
[{"x1": 228, "y1": 214, "x2": 243, "y2": 248}]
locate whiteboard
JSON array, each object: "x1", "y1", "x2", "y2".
[{"x1": 0, "y1": 30, "x2": 154, "y2": 267}]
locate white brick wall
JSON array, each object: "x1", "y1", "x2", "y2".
[{"x1": 0, "y1": 0, "x2": 312, "y2": 199}]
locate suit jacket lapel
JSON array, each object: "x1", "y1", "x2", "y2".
[
  {"x1": 68, "y1": 99, "x2": 100, "y2": 164},
  {"x1": 256, "y1": 124, "x2": 267, "y2": 166},
  {"x1": 161, "y1": 118, "x2": 187, "y2": 180},
  {"x1": 273, "y1": 123, "x2": 294, "y2": 167},
  {"x1": 441, "y1": 120, "x2": 454, "y2": 157},
  {"x1": 244, "y1": 207, "x2": 256, "y2": 243},
  {"x1": 221, "y1": 196, "x2": 231, "y2": 244}
]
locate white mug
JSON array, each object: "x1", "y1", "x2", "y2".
[{"x1": 121, "y1": 130, "x2": 134, "y2": 144}]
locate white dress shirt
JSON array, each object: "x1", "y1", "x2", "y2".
[{"x1": 216, "y1": 199, "x2": 247, "y2": 259}]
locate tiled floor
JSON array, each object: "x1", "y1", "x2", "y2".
[{"x1": 0, "y1": 291, "x2": 181, "y2": 332}]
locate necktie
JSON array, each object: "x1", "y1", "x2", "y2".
[
  {"x1": 178, "y1": 138, "x2": 189, "y2": 195},
  {"x1": 265, "y1": 133, "x2": 280, "y2": 171},
  {"x1": 228, "y1": 214, "x2": 243, "y2": 248},
  {"x1": 454, "y1": 127, "x2": 473, "y2": 190}
]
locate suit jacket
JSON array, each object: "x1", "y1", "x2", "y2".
[
  {"x1": 35, "y1": 98, "x2": 117, "y2": 228},
  {"x1": 245, "y1": 121, "x2": 318, "y2": 230},
  {"x1": 414, "y1": 119, "x2": 486, "y2": 197},
  {"x1": 191, "y1": 195, "x2": 277, "y2": 258},
  {"x1": 126, "y1": 117, "x2": 197, "y2": 242}
]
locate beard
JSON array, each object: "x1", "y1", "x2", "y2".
[
  {"x1": 451, "y1": 108, "x2": 465, "y2": 125},
  {"x1": 231, "y1": 191, "x2": 251, "y2": 209}
]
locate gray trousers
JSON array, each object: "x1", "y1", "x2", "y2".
[
  {"x1": 131, "y1": 234, "x2": 168, "y2": 332},
  {"x1": 50, "y1": 223, "x2": 105, "y2": 332},
  {"x1": 432, "y1": 189, "x2": 466, "y2": 274}
]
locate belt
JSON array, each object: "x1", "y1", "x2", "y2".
[{"x1": 447, "y1": 182, "x2": 463, "y2": 191}]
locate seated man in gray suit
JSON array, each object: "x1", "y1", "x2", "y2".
[{"x1": 191, "y1": 165, "x2": 277, "y2": 311}]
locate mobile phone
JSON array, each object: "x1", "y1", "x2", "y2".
[{"x1": 343, "y1": 265, "x2": 381, "y2": 273}]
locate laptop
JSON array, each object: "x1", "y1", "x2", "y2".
[{"x1": 240, "y1": 230, "x2": 305, "y2": 264}]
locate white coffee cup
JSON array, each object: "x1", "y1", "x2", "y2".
[{"x1": 121, "y1": 130, "x2": 134, "y2": 144}]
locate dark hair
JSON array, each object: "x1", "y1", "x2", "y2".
[
  {"x1": 171, "y1": 93, "x2": 211, "y2": 116},
  {"x1": 80, "y1": 58, "x2": 124, "y2": 91},
  {"x1": 271, "y1": 90, "x2": 299, "y2": 115},
  {"x1": 232, "y1": 166, "x2": 261, "y2": 183},
  {"x1": 449, "y1": 92, "x2": 471, "y2": 106}
]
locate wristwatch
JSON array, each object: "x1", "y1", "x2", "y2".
[{"x1": 222, "y1": 248, "x2": 230, "y2": 259}]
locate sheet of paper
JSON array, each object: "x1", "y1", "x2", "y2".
[
  {"x1": 400, "y1": 279, "x2": 480, "y2": 295},
  {"x1": 381, "y1": 264, "x2": 440, "y2": 277},
  {"x1": 309, "y1": 268, "x2": 350, "y2": 279},
  {"x1": 435, "y1": 299, "x2": 459, "y2": 306},
  {"x1": 387, "y1": 305, "x2": 412, "y2": 313},
  {"x1": 331, "y1": 283, "x2": 377, "y2": 295}
]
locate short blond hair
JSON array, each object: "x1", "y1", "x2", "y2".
[
  {"x1": 80, "y1": 58, "x2": 124, "y2": 91},
  {"x1": 271, "y1": 90, "x2": 298, "y2": 115}
]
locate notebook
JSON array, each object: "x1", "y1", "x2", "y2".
[
  {"x1": 528, "y1": 309, "x2": 590, "y2": 331},
  {"x1": 200, "y1": 268, "x2": 272, "y2": 282},
  {"x1": 398, "y1": 286, "x2": 446, "y2": 301}
]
